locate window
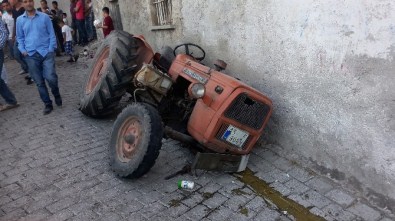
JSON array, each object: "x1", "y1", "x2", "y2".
[{"x1": 150, "y1": 0, "x2": 174, "y2": 30}]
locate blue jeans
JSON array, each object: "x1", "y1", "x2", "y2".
[
  {"x1": 76, "y1": 19, "x2": 88, "y2": 44},
  {"x1": 0, "y1": 50, "x2": 17, "y2": 105},
  {"x1": 24, "y1": 52, "x2": 60, "y2": 106},
  {"x1": 13, "y1": 41, "x2": 29, "y2": 73}
]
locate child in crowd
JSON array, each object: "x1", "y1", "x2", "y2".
[
  {"x1": 62, "y1": 12, "x2": 69, "y2": 26},
  {"x1": 58, "y1": 20, "x2": 77, "y2": 62},
  {"x1": 96, "y1": 7, "x2": 114, "y2": 38}
]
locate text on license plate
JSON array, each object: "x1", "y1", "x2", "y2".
[{"x1": 222, "y1": 125, "x2": 249, "y2": 148}]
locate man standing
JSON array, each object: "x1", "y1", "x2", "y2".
[
  {"x1": 74, "y1": 0, "x2": 87, "y2": 45},
  {"x1": 1, "y1": 0, "x2": 14, "y2": 60},
  {"x1": 0, "y1": 18, "x2": 19, "y2": 112},
  {"x1": 16, "y1": 0, "x2": 62, "y2": 115},
  {"x1": 9, "y1": 0, "x2": 32, "y2": 85},
  {"x1": 69, "y1": 0, "x2": 77, "y2": 44}
]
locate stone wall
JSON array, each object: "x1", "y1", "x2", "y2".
[{"x1": 93, "y1": 0, "x2": 395, "y2": 204}]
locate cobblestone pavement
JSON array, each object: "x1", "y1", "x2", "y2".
[{"x1": 0, "y1": 50, "x2": 393, "y2": 221}]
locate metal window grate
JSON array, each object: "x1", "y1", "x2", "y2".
[
  {"x1": 224, "y1": 93, "x2": 270, "y2": 130},
  {"x1": 152, "y1": 0, "x2": 172, "y2": 26}
]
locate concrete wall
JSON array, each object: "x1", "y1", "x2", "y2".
[{"x1": 93, "y1": 0, "x2": 395, "y2": 205}]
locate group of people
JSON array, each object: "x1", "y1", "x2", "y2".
[{"x1": 0, "y1": 0, "x2": 115, "y2": 115}]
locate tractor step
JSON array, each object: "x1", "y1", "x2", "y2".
[{"x1": 192, "y1": 152, "x2": 249, "y2": 173}]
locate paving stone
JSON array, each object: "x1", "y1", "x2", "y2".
[
  {"x1": 249, "y1": 158, "x2": 277, "y2": 173},
  {"x1": 181, "y1": 192, "x2": 205, "y2": 208},
  {"x1": 325, "y1": 189, "x2": 355, "y2": 207},
  {"x1": 46, "y1": 197, "x2": 78, "y2": 214},
  {"x1": 198, "y1": 181, "x2": 223, "y2": 194},
  {"x1": 202, "y1": 193, "x2": 228, "y2": 209},
  {"x1": 322, "y1": 203, "x2": 356, "y2": 221},
  {"x1": 184, "y1": 204, "x2": 211, "y2": 220},
  {"x1": 206, "y1": 206, "x2": 232, "y2": 220},
  {"x1": 223, "y1": 195, "x2": 250, "y2": 211},
  {"x1": 380, "y1": 217, "x2": 394, "y2": 221},
  {"x1": 270, "y1": 182, "x2": 292, "y2": 196},
  {"x1": 0, "y1": 196, "x2": 12, "y2": 207},
  {"x1": 68, "y1": 209, "x2": 100, "y2": 221},
  {"x1": 229, "y1": 209, "x2": 257, "y2": 221},
  {"x1": 347, "y1": 203, "x2": 381, "y2": 221},
  {"x1": 139, "y1": 201, "x2": 167, "y2": 218},
  {"x1": 253, "y1": 148, "x2": 280, "y2": 163},
  {"x1": 284, "y1": 179, "x2": 310, "y2": 195},
  {"x1": 303, "y1": 190, "x2": 332, "y2": 209},
  {"x1": 253, "y1": 208, "x2": 282, "y2": 221},
  {"x1": 305, "y1": 177, "x2": 334, "y2": 194},
  {"x1": 288, "y1": 167, "x2": 314, "y2": 183},
  {"x1": 287, "y1": 194, "x2": 313, "y2": 208},
  {"x1": 245, "y1": 196, "x2": 267, "y2": 212},
  {"x1": 19, "y1": 209, "x2": 51, "y2": 221},
  {"x1": 310, "y1": 207, "x2": 335, "y2": 221},
  {"x1": 0, "y1": 208, "x2": 27, "y2": 221},
  {"x1": 271, "y1": 156, "x2": 296, "y2": 172},
  {"x1": 25, "y1": 198, "x2": 56, "y2": 214},
  {"x1": 1, "y1": 195, "x2": 33, "y2": 213},
  {"x1": 165, "y1": 203, "x2": 190, "y2": 218}
]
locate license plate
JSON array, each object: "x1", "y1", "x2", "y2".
[{"x1": 222, "y1": 125, "x2": 249, "y2": 148}]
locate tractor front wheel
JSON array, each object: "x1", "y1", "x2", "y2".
[{"x1": 109, "y1": 103, "x2": 163, "y2": 178}]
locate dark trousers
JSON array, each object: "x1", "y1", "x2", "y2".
[{"x1": 76, "y1": 19, "x2": 88, "y2": 45}]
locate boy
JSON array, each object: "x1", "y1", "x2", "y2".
[
  {"x1": 97, "y1": 7, "x2": 113, "y2": 38},
  {"x1": 62, "y1": 12, "x2": 68, "y2": 26},
  {"x1": 58, "y1": 20, "x2": 76, "y2": 62}
]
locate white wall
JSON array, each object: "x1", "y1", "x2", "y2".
[{"x1": 94, "y1": 0, "x2": 395, "y2": 207}]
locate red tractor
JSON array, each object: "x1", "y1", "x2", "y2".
[{"x1": 80, "y1": 31, "x2": 272, "y2": 178}]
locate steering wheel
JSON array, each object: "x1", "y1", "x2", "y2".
[{"x1": 173, "y1": 43, "x2": 206, "y2": 61}]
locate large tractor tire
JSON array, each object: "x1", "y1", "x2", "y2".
[
  {"x1": 80, "y1": 31, "x2": 140, "y2": 117},
  {"x1": 109, "y1": 103, "x2": 163, "y2": 178}
]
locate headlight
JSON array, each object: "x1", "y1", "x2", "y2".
[{"x1": 189, "y1": 83, "x2": 206, "y2": 99}]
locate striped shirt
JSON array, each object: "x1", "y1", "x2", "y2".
[{"x1": 0, "y1": 20, "x2": 8, "y2": 49}]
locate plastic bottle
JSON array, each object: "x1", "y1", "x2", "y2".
[{"x1": 178, "y1": 180, "x2": 194, "y2": 190}]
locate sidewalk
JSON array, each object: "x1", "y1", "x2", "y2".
[{"x1": 0, "y1": 49, "x2": 393, "y2": 221}]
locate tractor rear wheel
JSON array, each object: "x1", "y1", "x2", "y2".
[
  {"x1": 79, "y1": 30, "x2": 139, "y2": 118},
  {"x1": 109, "y1": 103, "x2": 163, "y2": 178}
]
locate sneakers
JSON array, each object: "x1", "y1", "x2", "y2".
[
  {"x1": 43, "y1": 105, "x2": 53, "y2": 115},
  {"x1": 0, "y1": 103, "x2": 19, "y2": 112},
  {"x1": 67, "y1": 55, "x2": 79, "y2": 62},
  {"x1": 55, "y1": 96, "x2": 62, "y2": 107},
  {"x1": 26, "y1": 77, "x2": 34, "y2": 85}
]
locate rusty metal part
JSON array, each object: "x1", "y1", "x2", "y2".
[
  {"x1": 116, "y1": 117, "x2": 142, "y2": 163},
  {"x1": 164, "y1": 126, "x2": 204, "y2": 152},
  {"x1": 192, "y1": 152, "x2": 249, "y2": 172},
  {"x1": 85, "y1": 47, "x2": 110, "y2": 94},
  {"x1": 214, "y1": 59, "x2": 227, "y2": 71}
]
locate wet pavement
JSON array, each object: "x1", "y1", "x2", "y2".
[{"x1": 0, "y1": 46, "x2": 393, "y2": 221}]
